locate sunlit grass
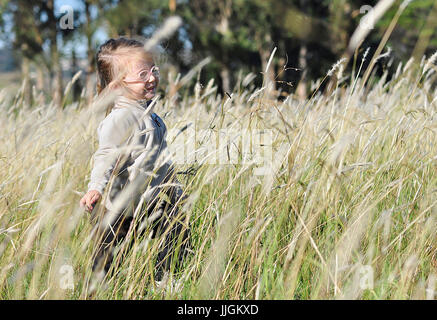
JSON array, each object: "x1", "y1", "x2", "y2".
[{"x1": 0, "y1": 48, "x2": 436, "y2": 300}]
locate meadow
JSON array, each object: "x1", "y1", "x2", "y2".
[{"x1": 0, "y1": 48, "x2": 436, "y2": 300}]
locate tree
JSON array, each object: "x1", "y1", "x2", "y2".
[
  {"x1": 1, "y1": 1, "x2": 44, "y2": 107},
  {"x1": 0, "y1": 0, "x2": 70, "y2": 107}
]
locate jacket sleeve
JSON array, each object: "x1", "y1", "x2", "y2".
[
  {"x1": 87, "y1": 111, "x2": 135, "y2": 194},
  {"x1": 126, "y1": 114, "x2": 173, "y2": 200},
  {"x1": 127, "y1": 128, "x2": 161, "y2": 183},
  {"x1": 127, "y1": 114, "x2": 163, "y2": 180}
]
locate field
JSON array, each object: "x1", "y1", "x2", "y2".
[{"x1": 0, "y1": 52, "x2": 436, "y2": 300}]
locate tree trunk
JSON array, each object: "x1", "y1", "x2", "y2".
[
  {"x1": 51, "y1": 42, "x2": 63, "y2": 108},
  {"x1": 35, "y1": 63, "x2": 46, "y2": 105},
  {"x1": 216, "y1": 0, "x2": 233, "y2": 95},
  {"x1": 21, "y1": 54, "x2": 31, "y2": 107},
  {"x1": 259, "y1": 47, "x2": 276, "y2": 95},
  {"x1": 85, "y1": 0, "x2": 95, "y2": 105},
  {"x1": 168, "y1": 64, "x2": 179, "y2": 102},
  {"x1": 257, "y1": 32, "x2": 276, "y2": 96},
  {"x1": 36, "y1": 64, "x2": 45, "y2": 91},
  {"x1": 71, "y1": 49, "x2": 83, "y2": 102},
  {"x1": 296, "y1": 44, "x2": 308, "y2": 100},
  {"x1": 47, "y1": 0, "x2": 63, "y2": 107},
  {"x1": 169, "y1": 0, "x2": 176, "y2": 12},
  {"x1": 220, "y1": 65, "x2": 231, "y2": 94}
]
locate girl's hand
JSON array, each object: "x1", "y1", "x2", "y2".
[{"x1": 79, "y1": 190, "x2": 102, "y2": 212}]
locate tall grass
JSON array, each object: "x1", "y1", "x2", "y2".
[{"x1": 0, "y1": 45, "x2": 436, "y2": 299}]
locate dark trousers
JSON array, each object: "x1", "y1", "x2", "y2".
[{"x1": 91, "y1": 191, "x2": 189, "y2": 281}]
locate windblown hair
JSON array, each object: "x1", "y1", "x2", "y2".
[
  {"x1": 96, "y1": 37, "x2": 145, "y2": 95},
  {"x1": 96, "y1": 37, "x2": 156, "y2": 116}
]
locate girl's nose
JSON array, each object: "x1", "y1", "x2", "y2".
[{"x1": 147, "y1": 73, "x2": 156, "y2": 83}]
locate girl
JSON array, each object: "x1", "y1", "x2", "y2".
[{"x1": 79, "y1": 37, "x2": 189, "y2": 285}]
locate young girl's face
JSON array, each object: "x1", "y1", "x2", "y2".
[{"x1": 122, "y1": 50, "x2": 159, "y2": 101}]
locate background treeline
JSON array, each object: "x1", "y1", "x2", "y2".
[{"x1": 0, "y1": 0, "x2": 436, "y2": 106}]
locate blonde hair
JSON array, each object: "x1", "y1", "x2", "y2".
[{"x1": 96, "y1": 37, "x2": 155, "y2": 115}]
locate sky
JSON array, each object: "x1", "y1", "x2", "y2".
[
  {"x1": 56, "y1": 0, "x2": 108, "y2": 59},
  {"x1": 0, "y1": 0, "x2": 108, "y2": 60},
  {"x1": 0, "y1": 0, "x2": 194, "y2": 71}
]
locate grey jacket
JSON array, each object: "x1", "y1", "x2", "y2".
[{"x1": 87, "y1": 96, "x2": 182, "y2": 211}]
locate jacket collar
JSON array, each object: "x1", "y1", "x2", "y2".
[{"x1": 113, "y1": 96, "x2": 153, "y2": 113}]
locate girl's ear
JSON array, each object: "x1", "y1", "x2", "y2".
[
  {"x1": 101, "y1": 81, "x2": 123, "y2": 101},
  {"x1": 109, "y1": 69, "x2": 128, "y2": 90},
  {"x1": 121, "y1": 84, "x2": 141, "y2": 100},
  {"x1": 107, "y1": 79, "x2": 122, "y2": 91}
]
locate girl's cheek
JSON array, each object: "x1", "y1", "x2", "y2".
[{"x1": 130, "y1": 83, "x2": 145, "y2": 94}]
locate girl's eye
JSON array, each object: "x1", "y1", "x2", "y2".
[
  {"x1": 152, "y1": 66, "x2": 160, "y2": 77},
  {"x1": 136, "y1": 66, "x2": 159, "y2": 81}
]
